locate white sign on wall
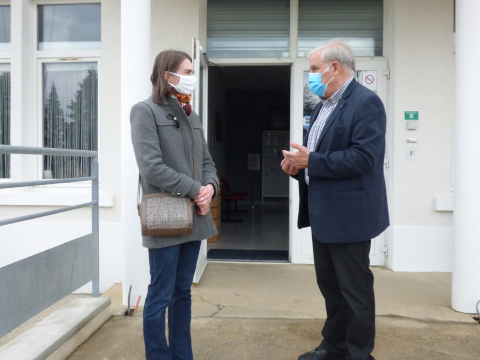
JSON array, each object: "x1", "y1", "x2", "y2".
[
  {"x1": 247, "y1": 153, "x2": 261, "y2": 171},
  {"x1": 359, "y1": 70, "x2": 377, "y2": 91}
]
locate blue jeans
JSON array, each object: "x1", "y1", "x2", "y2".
[{"x1": 143, "y1": 240, "x2": 201, "y2": 360}]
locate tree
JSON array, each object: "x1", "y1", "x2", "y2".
[
  {"x1": 43, "y1": 82, "x2": 66, "y2": 178},
  {"x1": 66, "y1": 68, "x2": 98, "y2": 177},
  {"x1": 303, "y1": 83, "x2": 320, "y2": 116}
]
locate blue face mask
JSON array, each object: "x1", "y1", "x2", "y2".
[{"x1": 308, "y1": 64, "x2": 335, "y2": 97}]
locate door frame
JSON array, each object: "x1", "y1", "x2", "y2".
[
  {"x1": 196, "y1": 56, "x2": 389, "y2": 266},
  {"x1": 289, "y1": 57, "x2": 390, "y2": 266},
  {"x1": 194, "y1": 59, "x2": 296, "y2": 266},
  {"x1": 193, "y1": 38, "x2": 210, "y2": 284}
]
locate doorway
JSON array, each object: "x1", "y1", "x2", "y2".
[
  {"x1": 206, "y1": 65, "x2": 291, "y2": 262},
  {"x1": 289, "y1": 57, "x2": 390, "y2": 266}
]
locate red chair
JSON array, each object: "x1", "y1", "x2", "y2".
[{"x1": 220, "y1": 178, "x2": 249, "y2": 223}]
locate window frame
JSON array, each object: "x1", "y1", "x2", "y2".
[
  {"x1": 206, "y1": 0, "x2": 292, "y2": 59},
  {"x1": 0, "y1": 1, "x2": 10, "y2": 182},
  {"x1": 0, "y1": 1, "x2": 11, "y2": 59},
  {"x1": 206, "y1": 0, "x2": 387, "y2": 65},
  {"x1": 34, "y1": 0, "x2": 101, "y2": 59},
  {"x1": 34, "y1": 0, "x2": 102, "y2": 188},
  {"x1": 296, "y1": 0, "x2": 385, "y2": 58},
  {"x1": 0, "y1": 59, "x2": 10, "y2": 182},
  {"x1": 36, "y1": 57, "x2": 102, "y2": 188}
]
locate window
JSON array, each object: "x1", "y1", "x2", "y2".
[
  {"x1": 0, "y1": 63, "x2": 9, "y2": 178},
  {"x1": 0, "y1": 5, "x2": 10, "y2": 52},
  {"x1": 298, "y1": 0, "x2": 383, "y2": 57},
  {"x1": 42, "y1": 63, "x2": 98, "y2": 179},
  {"x1": 38, "y1": 3, "x2": 101, "y2": 51},
  {"x1": 207, "y1": 0, "x2": 290, "y2": 58},
  {"x1": 0, "y1": 5, "x2": 10, "y2": 179},
  {"x1": 37, "y1": 3, "x2": 100, "y2": 180}
]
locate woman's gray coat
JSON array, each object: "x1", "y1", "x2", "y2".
[{"x1": 130, "y1": 95, "x2": 219, "y2": 249}]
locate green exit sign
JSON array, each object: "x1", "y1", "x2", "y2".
[{"x1": 405, "y1": 111, "x2": 419, "y2": 120}]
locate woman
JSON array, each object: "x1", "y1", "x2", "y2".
[{"x1": 130, "y1": 50, "x2": 218, "y2": 360}]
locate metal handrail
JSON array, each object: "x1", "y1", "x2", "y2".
[
  {"x1": 0, "y1": 177, "x2": 96, "y2": 189},
  {"x1": 0, "y1": 145, "x2": 98, "y2": 157},
  {"x1": 0, "y1": 145, "x2": 100, "y2": 297},
  {"x1": 0, "y1": 201, "x2": 97, "y2": 226}
]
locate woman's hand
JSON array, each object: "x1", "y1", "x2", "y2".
[
  {"x1": 194, "y1": 184, "x2": 215, "y2": 208},
  {"x1": 196, "y1": 203, "x2": 210, "y2": 216}
]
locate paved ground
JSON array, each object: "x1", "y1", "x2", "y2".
[
  {"x1": 68, "y1": 316, "x2": 480, "y2": 360},
  {"x1": 66, "y1": 263, "x2": 480, "y2": 360}
]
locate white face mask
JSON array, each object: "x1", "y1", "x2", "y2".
[{"x1": 168, "y1": 72, "x2": 197, "y2": 95}]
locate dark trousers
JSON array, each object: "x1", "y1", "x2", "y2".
[
  {"x1": 313, "y1": 237, "x2": 375, "y2": 360},
  {"x1": 143, "y1": 240, "x2": 201, "y2": 360}
]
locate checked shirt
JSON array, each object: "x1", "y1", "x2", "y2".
[{"x1": 305, "y1": 76, "x2": 353, "y2": 185}]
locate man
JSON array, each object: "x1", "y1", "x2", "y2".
[{"x1": 281, "y1": 41, "x2": 389, "y2": 360}]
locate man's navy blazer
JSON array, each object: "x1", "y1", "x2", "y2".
[{"x1": 295, "y1": 78, "x2": 389, "y2": 243}]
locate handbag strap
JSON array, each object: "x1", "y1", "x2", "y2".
[
  {"x1": 138, "y1": 101, "x2": 196, "y2": 210},
  {"x1": 137, "y1": 174, "x2": 142, "y2": 211}
]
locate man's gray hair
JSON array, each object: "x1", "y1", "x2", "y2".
[{"x1": 308, "y1": 40, "x2": 356, "y2": 74}]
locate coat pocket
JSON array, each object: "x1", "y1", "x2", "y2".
[
  {"x1": 155, "y1": 118, "x2": 178, "y2": 127},
  {"x1": 155, "y1": 109, "x2": 179, "y2": 127}
]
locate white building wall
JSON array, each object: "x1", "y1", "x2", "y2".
[
  {"x1": 151, "y1": 0, "x2": 201, "y2": 62},
  {"x1": 387, "y1": 0, "x2": 455, "y2": 271},
  {"x1": 119, "y1": 0, "x2": 459, "y2": 278},
  {"x1": 1, "y1": 0, "x2": 461, "y2": 303},
  {"x1": 0, "y1": 0, "x2": 123, "y2": 294},
  {"x1": 121, "y1": 0, "x2": 202, "y2": 306}
]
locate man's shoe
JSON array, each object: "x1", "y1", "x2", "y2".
[{"x1": 298, "y1": 346, "x2": 340, "y2": 360}]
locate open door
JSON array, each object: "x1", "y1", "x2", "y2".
[
  {"x1": 290, "y1": 58, "x2": 389, "y2": 266},
  {"x1": 192, "y1": 38, "x2": 210, "y2": 284}
]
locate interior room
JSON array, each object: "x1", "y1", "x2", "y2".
[{"x1": 206, "y1": 65, "x2": 291, "y2": 262}]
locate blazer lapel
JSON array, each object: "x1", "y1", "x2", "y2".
[{"x1": 315, "y1": 79, "x2": 358, "y2": 151}]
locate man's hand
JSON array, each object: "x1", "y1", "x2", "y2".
[
  {"x1": 281, "y1": 158, "x2": 299, "y2": 176},
  {"x1": 282, "y1": 142, "x2": 311, "y2": 170},
  {"x1": 194, "y1": 184, "x2": 215, "y2": 208}
]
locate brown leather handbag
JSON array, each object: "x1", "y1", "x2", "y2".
[{"x1": 137, "y1": 176, "x2": 194, "y2": 236}]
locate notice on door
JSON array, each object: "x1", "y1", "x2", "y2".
[{"x1": 359, "y1": 70, "x2": 377, "y2": 91}]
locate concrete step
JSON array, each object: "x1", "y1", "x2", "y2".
[{"x1": 0, "y1": 297, "x2": 111, "y2": 360}]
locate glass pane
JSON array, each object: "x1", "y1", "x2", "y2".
[
  {"x1": 298, "y1": 0, "x2": 383, "y2": 57},
  {"x1": 43, "y1": 62, "x2": 98, "y2": 179},
  {"x1": 0, "y1": 6, "x2": 11, "y2": 51},
  {"x1": 207, "y1": 0, "x2": 290, "y2": 58},
  {"x1": 38, "y1": 4, "x2": 101, "y2": 51},
  {"x1": 303, "y1": 70, "x2": 320, "y2": 136},
  {"x1": 0, "y1": 63, "x2": 10, "y2": 178},
  {"x1": 199, "y1": 67, "x2": 204, "y2": 125}
]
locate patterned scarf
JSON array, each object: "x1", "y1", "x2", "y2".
[{"x1": 172, "y1": 93, "x2": 192, "y2": 116}]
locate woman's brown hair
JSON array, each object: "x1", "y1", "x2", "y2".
[{"x1": 151, "y1": 50, "x2": 192, "y2": 105}]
